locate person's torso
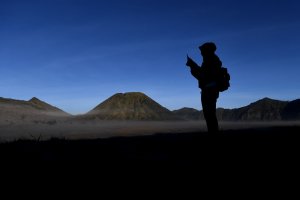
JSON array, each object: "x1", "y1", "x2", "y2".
[{"x1": 200, "y1": 55, "x2": 222, "y2": 89}]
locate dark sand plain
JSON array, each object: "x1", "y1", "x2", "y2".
[{"x1": 1, "y1": 121, "x2": 299, "y2": 172}]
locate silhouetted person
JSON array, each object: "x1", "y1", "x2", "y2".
[{"x1": 186, "y1": 42, "x2": 221, "y2": 133}]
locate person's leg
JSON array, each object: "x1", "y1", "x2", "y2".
[{"x1": 201, "y1": 90, "x2": 219, "y2": 133}]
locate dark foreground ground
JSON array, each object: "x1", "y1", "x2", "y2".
[
  {"x1": 1, "y1": 126, "x2": 299, "y2": 193},
  {"x1": 1, "y1": 126, "x2": 300, "y2": 169}
]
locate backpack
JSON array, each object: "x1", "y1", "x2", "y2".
[{"x1": 217, "y1": 67, "x2": 230, "y2": 92}]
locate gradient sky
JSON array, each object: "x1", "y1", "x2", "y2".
[{"x1": 1, "y1": 0, "x2": 300, "y2": 114}]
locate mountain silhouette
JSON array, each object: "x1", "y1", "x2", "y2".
[
  {"x1": 85, "y1": 92, "x2": 179, "y2": 120},
  {"x1": 221, "y1": 97, "x2": 288, "y2": 121},
  {"x1": 172, "y1": 107, "x2": 203, "y2": 120},
  {"x1": 28, "y1": 97, "x2": 69, "y2": 115},
  {"x1": 1, "y1": 95, "x2": 300, "y2": 122},
  {"x1": 174, "y1": 97, "x2": 298, "y2": 121},
  {"x1": 0, "y1": 97, "x2": 70, "y2": 125},
  {"x1": 282, "y1": 99, "x2": 300, "y2": 120},
  {"x1": 0, "y1": 97, "x2": 68, "y2": 114}
]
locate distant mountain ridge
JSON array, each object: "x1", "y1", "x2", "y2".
[
  {"x1": 28, "y1": 97, "x2": 69, "y2": 115},
  {"x1": 1, "y1": 94, "x2": 300, "y2": 122},
  {"x1": 0, "y1": 97, "x2": 70, "y2": 125},
  {"x1": 281, "y1": 99, "x2": 300, "y2": 120},
  {"x1": 0, "y1": 97, "x2": 69, "y2": 115},
  {"x1": 172, "y1": 107, "x2": 202, "y2": 120},
  {"x1": 173, "y1": 97, "x2": 300, "y2": 121}
]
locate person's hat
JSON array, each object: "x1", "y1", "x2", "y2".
[{"x1": 199, "y1": 42, "x2": 217, "y2": 53}]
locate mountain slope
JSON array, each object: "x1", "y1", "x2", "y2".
[
  {"x1": 236, "y1": 98, "x2": 288, "y2": 120},
  {"x1": 174, "y1": 98, "x2": 293, "y2": 121},
  {"x1": 281, "y1": 99, "x2": 300, "y2": 120},
  {"x1": 85, "y1": 92, "x2": 178, "y2": 120},
  {"x1": 1, "y1": 94, "x2": 299, "y2": 122},
  {"x1": 28, "y1": 97, "x2": 69, "y2": 115},
  {"x1": 0, "y1": 97, "x2": 70, "y2": 125},
  {"x1": 172, "y1": 107, "x2": 203, "y2": 120}
]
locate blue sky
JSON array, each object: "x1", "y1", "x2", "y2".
[{"x1": 1, "y1": 0, "x2": 300, "y2": 114}]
